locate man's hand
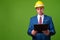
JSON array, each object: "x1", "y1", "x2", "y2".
[
  {"x1": 42, "y1": 30, "x2": 50, "y2": 36},
  {"x1": 31, "y1": 30, "x2": 37, "y2": 36}
]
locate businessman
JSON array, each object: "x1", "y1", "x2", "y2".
[{"x1": 27, "y1": 1, "x2": 56, "y2": 40}]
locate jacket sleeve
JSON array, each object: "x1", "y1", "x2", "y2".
[
  {"x1": 49, "y1": 17, "x2": 56, "y2": 36},
  {"x1": 27, "y1": 18, "x2": 34, "y2": 37}
]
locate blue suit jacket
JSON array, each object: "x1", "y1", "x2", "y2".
[{"x1": 28, "y1": 15, "x2": 56, "y2": 40}]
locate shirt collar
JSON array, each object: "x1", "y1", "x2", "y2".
[{"x1": 37, "y1": 14, "x2": 44, "y2": 17}]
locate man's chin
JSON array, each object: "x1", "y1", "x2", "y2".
[{"x1": 38, "y1": 14, "x2": 43, "y2": 15}]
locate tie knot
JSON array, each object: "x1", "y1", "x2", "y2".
[{"x1": 40, "y1": 16, "x2": 42, "y2": 19}]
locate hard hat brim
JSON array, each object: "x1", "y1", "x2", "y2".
[{"x1": 35, "y1": 5, "x2": 44, "y2": 8}]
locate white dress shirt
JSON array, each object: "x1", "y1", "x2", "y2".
[{"x1": 37, "y1": 14, "x2": 44, "y2": 24}]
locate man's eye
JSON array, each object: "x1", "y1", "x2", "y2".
[{"x1": 38, "y1": 9, "x2": 39, "y2": 10}]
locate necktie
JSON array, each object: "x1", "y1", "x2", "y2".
[{"x1": 39, "y1": 17, "x2": 42, "y2": 24}]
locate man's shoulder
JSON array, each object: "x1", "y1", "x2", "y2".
[
  {"x1": 31, "y1": 16, "x2": 37, "y2": 18},
  {"x1": 30, "y1": 15, "x2": 37, "y2": 20},
  {"x1": 44, "y1": 15, "x2": 52, "y2": 19}
]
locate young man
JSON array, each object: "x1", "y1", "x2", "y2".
[{"x1": 28, "y1": 1, "x2": 56, "y2": 40}]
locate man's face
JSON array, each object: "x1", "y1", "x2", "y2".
[{"x1": 36, "y1": 7, "x2": 44, "y2": 15}]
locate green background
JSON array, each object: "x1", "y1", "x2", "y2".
[{"x1": 0, "y1": 0, "x2": 60, "y2": 40}]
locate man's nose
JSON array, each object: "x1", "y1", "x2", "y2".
[{"x1": 39, "y1": 9, "x2": 41, "y2": 11}]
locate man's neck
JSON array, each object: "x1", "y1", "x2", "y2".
[{"x1": 38, "y1": 14, "x2": 44, "y2": 16}]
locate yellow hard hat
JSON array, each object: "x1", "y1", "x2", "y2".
[{"x1": 34, "y1": 1, "x2": 44, "y2": 8}]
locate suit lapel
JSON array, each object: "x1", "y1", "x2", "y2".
[
  {"x1": 43, "y1": 15, "x2": 47, "y2": 24},
  {"x1": 35, "y1": 16, "x2": 38, "y2": 24}
]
